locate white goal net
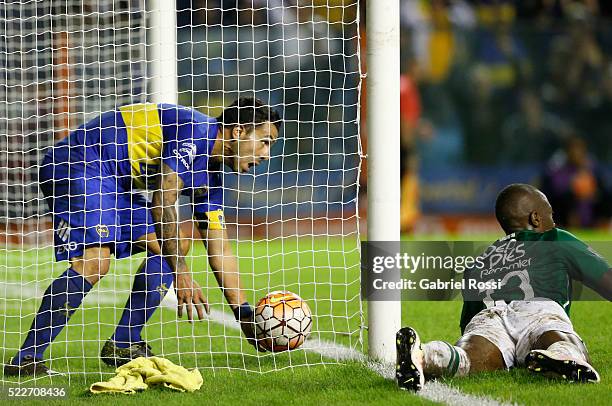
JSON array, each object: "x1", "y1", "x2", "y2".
[{"x1": 1, "y1": 0, "x2": 362, "y2": 381}]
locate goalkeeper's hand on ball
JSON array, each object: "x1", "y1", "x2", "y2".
[{"x1": 234, "y1": 303, "x2": 267, "y2": 352}]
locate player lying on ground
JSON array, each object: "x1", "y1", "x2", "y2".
[
  {"x1": 4, "y1": 98, "x2": 280, "y2": 376},
  {"x1": 396, "y1": 183, "x2": 612, "y2": 391}
]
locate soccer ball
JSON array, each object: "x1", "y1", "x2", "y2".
[{"x1": 254, "y1": 291, "x2": 312, "y2": 352}]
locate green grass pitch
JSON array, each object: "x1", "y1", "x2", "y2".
[{"x1": 1, "y1": 231, "x2": 611, "y2": 405}]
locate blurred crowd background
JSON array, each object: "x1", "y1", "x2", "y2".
[
  {"x1": 175, "y1": 0, "x2": 361, "y2": 220},
  {"x1": 385, "y1": 0, "x2": 612, "y2": 232},
  {"x1": 3, "y1": 0, "x2": 611, "y2": 235},
  {"x1": 2, "y1": 1, "x2": 361, "y2": 223}
]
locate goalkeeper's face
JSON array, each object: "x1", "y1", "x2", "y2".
[{"x1": 231, "y1": 121, "x2": 279, "y2": 173}]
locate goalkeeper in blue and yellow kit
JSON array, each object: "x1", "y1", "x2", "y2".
[{"x1": 5, "y1": 98, "x2": 280, "y2": 376}]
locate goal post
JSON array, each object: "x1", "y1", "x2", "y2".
[
  {"x1": 366, "y1": 0, "x2": 402, "y2": 363},
  {"x1": 148, "y1": 0, "x2": 177, "y2": 104}
]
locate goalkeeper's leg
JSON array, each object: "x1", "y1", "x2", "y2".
[
  {"x1": 5, "y1": 246, "x2": 111, "y2": 375},
  {"x1": 396, "y1": 327, "x2": 504, "y2": 391},
  {"x1": 424, "y1": 334, "x2": 504, "y2": 378},
  {"x1": 526, "y1": 331, "x2": 600, "y2": 383}
]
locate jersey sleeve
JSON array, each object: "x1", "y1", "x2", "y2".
[
  {"x1": 159, "y1": 109, "x2": 214, "y2": 190},
  {"x1": 160, "y1": 138, "x2": 208, "y2": 189},
  {"x1": 558, "y1": 230, "x2": 610, "y2": 289}
]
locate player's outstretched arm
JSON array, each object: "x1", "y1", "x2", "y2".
[
  {"x1": 566, "y1": 237, "x2": 612, "y2": 301},
  {"x1": 201, "y1": 226, "x2": 265, "y2": 351},
  {"x1": 589, "y1": 270, "x2": 612, "y2": 301},
  {"x1": 201, "y1": 228, "x2": 244, "y2": 306},
  {"x1": 152, "y1": 163, "x2": 209, "y2": 322}
]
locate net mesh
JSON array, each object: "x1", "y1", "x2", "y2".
[{"x1": 0, "y1": 0, "x2": 361, "y2": 381}]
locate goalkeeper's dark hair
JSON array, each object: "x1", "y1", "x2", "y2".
[
  {"x1": 495, "y1": 183, "x2": 540, "y2": 233},
  {"x1": 216, "y1": 97, "x2": 281, "y2": 131}
]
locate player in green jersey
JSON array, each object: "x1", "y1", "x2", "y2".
[{"x1": 396, "y1": 183, "x2": 612, "y2": 391}]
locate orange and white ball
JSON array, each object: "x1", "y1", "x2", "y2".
[{"x1": 254, "y1": 291, "x2": 312, "y2": 352}]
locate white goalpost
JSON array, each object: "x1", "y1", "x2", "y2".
[
  {"x1": 148, "y1": 0, "x2": 177, "y2": 105},
  {"x1": 1, "y1": 0, "x2": 366, "y2": 381},
  {"x1": 365, "y1": 0, "x2": 401, "y2": 363}
]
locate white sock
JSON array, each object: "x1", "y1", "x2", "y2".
[
  {"x1": 423, "y1": 341, "x2": 471, "y2": 378},
  {"x1": 546, "y1": 341, "x2": 588, "y2": 364}
]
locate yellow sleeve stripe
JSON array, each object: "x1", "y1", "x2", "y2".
[
  {"x1": 202, "y1": 209, "x2": 226, "y2": 230},
  {"x1": 120, "y1": 103, "x2": 163, "y2": 188}
]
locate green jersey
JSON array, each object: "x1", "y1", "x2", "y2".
[{"x1": 460, "y1": 228, "x2": 610, "y2": 333}]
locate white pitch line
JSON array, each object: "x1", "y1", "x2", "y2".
[
  {"x1": 2, "y1": 282, "x2": 513, "y2": 406},
  {"x1": 298, "y1": 338, "x2": 513, "y2": 406}
]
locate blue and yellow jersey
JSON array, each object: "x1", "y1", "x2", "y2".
[{"x1": 66, "y1": 103, "x2": 225, "y2": 228}]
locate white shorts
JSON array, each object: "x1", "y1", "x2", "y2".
[{"x1": 461, "y1": 299, "x2": 583, "y2": 369}]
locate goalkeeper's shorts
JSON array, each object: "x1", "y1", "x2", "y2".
[
  {"x1": 39, "y1": 140, "x2": 155, "y2": 261},
  {"x1": 461, "y1": 299, "x2": 584, "y2": 369}
]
